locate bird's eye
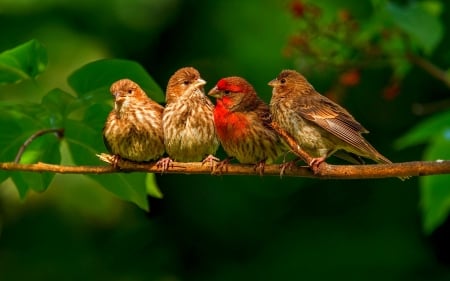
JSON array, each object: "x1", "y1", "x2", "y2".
[
  {"x1": 224, "y1": 90, "x2": 230, "y2": 95},
  {"x1": 280, "y1": 78, "x2": 286, "y2": 84},
  {"x1": 127, "y1": 89, "x2": 133, "y2": 94},
  {"x1": 183, "y1": 80, "x2": 190, "y2": 85}
]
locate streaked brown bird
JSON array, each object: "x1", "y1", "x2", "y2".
[
  {"x1": 269, "y1": 69, "x2": 398, "y2": 171},
  {"x1": 209, "y1": 76, "x2": 286, "y2": 174},
  {"x1": 160, "y1": 67, "x2": 219, "y2": 170},
  {"x1": 103, "y1": 79, "x2": 165, "y2": 165}
]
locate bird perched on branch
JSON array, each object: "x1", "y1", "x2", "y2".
[
  {"x1": 103, "y1": 79, "x2": 165, "y2": 166},
  {"x1": 209, "y1": 76, "x2": 286, "y2": 174},
  {"x1": 159, "y1": 67, "x2": 219, "y2": 171},
  {"x1": 269, "y1": 69, "x2": 402, "y2": 176}
]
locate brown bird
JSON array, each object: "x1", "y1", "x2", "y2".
[
  {"x1": 160, "y1": 67, "x2": 219, "y2": 170},
  {"x1": 269, "y1": 69, "x2": 397, "y2": 171},
  {"x1": 103, "y1": 79, "x2": 165, "y2": 165},
  {"x1": 209, "y1": 76, "x2": 286, "y2": 174}
]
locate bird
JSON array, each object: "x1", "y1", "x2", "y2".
[
  {"x1": 268, "y1": 69, "x2": 403, "y2": 177},
  {"x1": 208, "y1": 76, "x2": 286, "y2": 174},
  {"x1": 159, "y1": 67, "x2": 219, "y2": 171},
  {"x1": 103, "y1": 78, "x2": 165, "y2": 166}
]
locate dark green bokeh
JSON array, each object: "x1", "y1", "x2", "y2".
[{"x1": 1, "y1": 0, "x2": 450, "y2": 280}]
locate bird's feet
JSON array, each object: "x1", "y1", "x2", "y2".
[
  {"x1": 213, "y1": 157, "x2": 232, "y2": 175},
  {"x1": 156, "y1": 157, "x2": 173, "y2": 173},
  {"x1": 254, "y1": 160, "x2": 267, "y2": 176},
  {"x1": 201, "y1": 154, "x2": 220, "y2": 171},
  {"x1": 279, "y1": 158, "x2": 300, "y2": 177},
  {"x1": 309, "y1": 157, "x2": 326, "y2": 174},
  {"x1": 111, "y1": 154, "x2": 121, "y2": 169}
]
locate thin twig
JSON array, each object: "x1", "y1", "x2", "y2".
[
  {"x1": 407, "y1": 53, "x2": 450, "y2": 89},
  {"x1": 14, "y1": 128, "x2": 65, "y2": 163},
  {"x1": 270, "y1": 122, "x2": 313, "y2": 165}
]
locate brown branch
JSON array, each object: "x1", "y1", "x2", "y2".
[
  {"x1": 270, "y1": 121, "x2": 313, "y2": 165},
  {"x1": 15, "y1": 128, "x2": 65, "y2": 163},
  {"x1": 407, "y1": 53, "x2": 450, "y2": 89},
  {"x1": 0, "y1": 158, "x2": 449, "y2": 179}
]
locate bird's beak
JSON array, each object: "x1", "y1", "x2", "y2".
[
  {"x1": 208, "y1": 86, "x2": 222, "y2": 98},
  {"x1": 268, "y1": 79, "x2": 278, "y2": 87},
  {"x1": 113, "y1": 91, "x2": 126, "y2": 104},
  {"x1": 194, "y1": 78, "x2": 206, "y2": 88}
]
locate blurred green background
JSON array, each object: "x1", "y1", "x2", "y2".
[{"x1": 1, "y1": 0, "x2": 450, "y2": 280}]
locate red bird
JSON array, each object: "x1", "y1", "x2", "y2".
[
  {"x1": 103, "y1": 79, "x2": 165, "y2": 165},
  {"x1": 209, "y1": 77, "x2": 286, "y2": 174}
]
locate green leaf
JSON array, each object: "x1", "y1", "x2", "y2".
[
  {"x1": 64, "y1": 119, "x2": 105, "y2": 165},
  {"x1": 67, "y1": 59, "x2": 164, "y2": 103},
  {"x1": 146, "y1": 173, "x2": 163, "y2": 199},
  {"x1": 63, "y1": 116, "x2": 150, "y2": 210},
  {"x1": 395, "y1": 110, "x2": 450, "y2": 149},
  {"x1": 0, "y1": 114, "x2": 20, "y2": 183},
  {"x1": 386, "y1": 2, "x2": 443, "y2": 54},
  {"x1": 89, "y1": 173, "x2": 149, "y2": 211},
  {"x1": 0, "y1": 101, "x2": 62, "y2": 185},
  {"x1": 41, "y1": 89, "x2": 77, "y2": 127},
  {"x1": 11, "y1": 129, "x2": 62, "y2": 197},
  {"x1": 420, "y1": 129, "x2": 450, "y2": 234},
  {"x1": 0, "y1": 39, "x2": 47, "y2": 84}
]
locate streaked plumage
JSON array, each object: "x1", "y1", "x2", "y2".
[
  {"x1": 209, "y1": 77, "x2": 285, "y2": 173},
  {"x1": 103, "y1": 79, "x2": 165, "y2": 162},
  {"x1": 269, "y1": 69, "x2": 393, "y2": 167},
  {"x1": 162, "y1": 67, "x2": 219, "y2": 163}
]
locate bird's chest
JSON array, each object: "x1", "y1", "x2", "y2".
[
  {"x1": 285, "y1": 113, "x2": 334, "y2": 153},
  {"x1": 213, "y1": 110, "x2": 249, "y2": 142}
]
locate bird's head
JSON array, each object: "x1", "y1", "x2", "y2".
[
  {"x1": 110, "y1": 79, "x2": 147, "y2": 111},
  {"x1": 166, "y1": 67, "x2": 206, "y2": 103},
  {"x1": 208, "y1": 77, "x2": 256, "y2": 110},
  {"x1": 268, "y1": 69, "x2": 313, "y2": 97}
]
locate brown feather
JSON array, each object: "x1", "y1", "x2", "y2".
[{"x1": 269, "y1": 69, "x2": 393, "y2": 165}]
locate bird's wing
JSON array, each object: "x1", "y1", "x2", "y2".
[
  {"x1": 295, "y1": 94, "x2": 378, "y2": 153},
  {"x1": 102, "y1": 128, "x2": 113, "y2": 154}
]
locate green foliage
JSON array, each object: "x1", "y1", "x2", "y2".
[
  {"x1": 68, "y1": 59, "x2": 165, "y2": 103},
  {"x1": 1, "y1": 1, "x2": 450, "y2": 280},
  {"x1": 385, "y1": 1, "x2": 443, "y2": 54},
  {"x1": 0, "y1": 41, "x2": 164, "y2": 210},
  {"x1": 396, "y1": 110, "x2": 450, "y2": 234},
  {"x1": 286, "y1": 0, "x2": 444, "y2": 84},
  {"x1": 421, "y1": 135, "x2": 450, "y2": 234},
  {"x1": 395, "y1": 110, "x2": 450, "y2": 149},
  {"x1": 0, "y1": 39, "x2": 47, "y2": 84}
]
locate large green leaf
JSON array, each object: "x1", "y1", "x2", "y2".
[
  {"x1": 67, "y1": 59, "x2": 164, "y2": 103},
  {"x1": 146, "y1": 173, "x2": 163, "y2": 199},
  {"x1": 11, "y1": 134, "x2": 62, "y2": 197},
  {"x1": 63, "y1": 114, "x2": 151, "y2": 210},
  {"x1": 0, "y1": 39, "x2": 47, "y2": 84},
  {"x1": 40, "y1": 88, "x2": 78, "y2": 127},
  {"x1": 420, "y1": 129, "x2": 450, "y2": 234},
  {"x1": 64, "y1": 119, "x2": 105, "y2": 165},
  {"x1": 11, "y1": 135, "x2": 61, "y2": 198},
  {"x1": 89, "y1": 173, "x2": 149, "y2": 211},
  {"x1": 395, "y1": 110, "x2": 450, "y2": 149},
  {"x1": 0, "y1": 97, "x2": 66, "y2": 189},
  {"x1": 386, "y1": 2, "x2": 443, "y2": 54}
]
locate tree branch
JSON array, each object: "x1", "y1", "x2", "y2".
[
  {"x1": 407, "y1": 53, "x2": 450, "y2": 89},
  {"x1": 270, "y1": 121, "x2": 313, "y2": 165},
  {"x1": 0, "y1": 158, "x2": 449, "y2": 179},
  {"x1": 14, "y1": 128, "x2": 65, "y2": 163}
]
